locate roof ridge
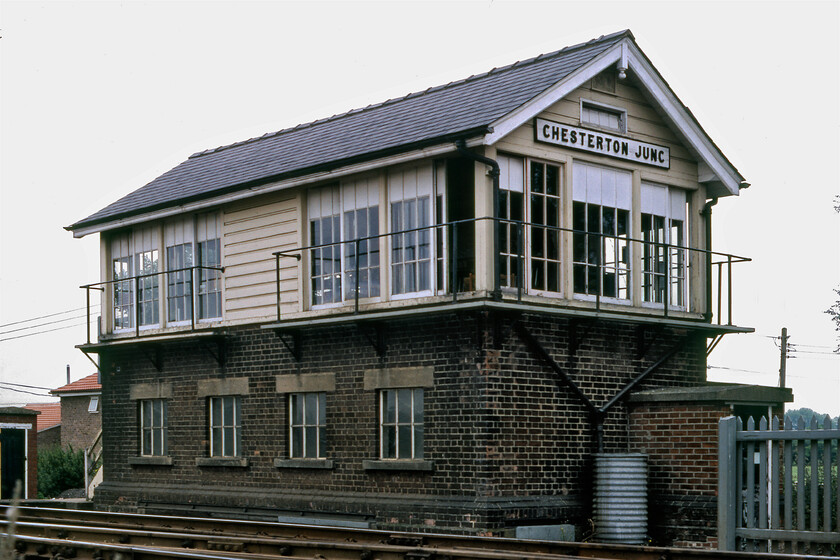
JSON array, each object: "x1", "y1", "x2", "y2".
[{"x1": 188, "y1": 30, "x2": 632, "y2": 160}]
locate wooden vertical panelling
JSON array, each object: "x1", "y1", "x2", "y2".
[
  {"x1": 717, "y1": 415, "x2": 738, "y2": 551},
  {"x1": 223, "y1": 191, "x2": 301, "y2": 322}
]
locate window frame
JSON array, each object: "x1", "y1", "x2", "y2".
[
  {"x1": 308, "y1": 180, "x2": 382, "y2": 309},
  {"x1": 379, "y1": 388, "x2": 424, "y2": 460},
  {"x1": 580, "y1": 98, "x2": 627, "y2": 133},
  {"x1": 288, "y1": 392, "x2": 327, "y2": 459},
  {"x1": 139, "y1": 398, "x2": 168, "y2": 457},
  {"x1": 208, "y1": 395, "x2": 241, "y2": 458},
  {"x1": 498, "y1": 155, "x2": 564, "y2": 297},
  {"x1": 640, "y1": 182, "x2": 688, "y2": 310}
]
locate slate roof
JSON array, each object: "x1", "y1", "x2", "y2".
[
  {"x1": 23, "y1": 403, "x2": 62, "y2": 431},
  {"x1": 51, "y1": 373, "x2": 101, "y2": 395},
  {"x1": 69, "y1": 30, "x2": 630, "y2": 232}
]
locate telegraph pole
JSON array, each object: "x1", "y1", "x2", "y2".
[{"x1": 779, "y1": 327, "x2": 788, "y2": 388}]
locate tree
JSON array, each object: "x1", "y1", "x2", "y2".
[{"x1": 829, "y1": 196, "x2": 840, "y2": 350}]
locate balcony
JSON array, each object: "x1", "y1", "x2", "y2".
[
  {"x1": 79, "y1": 265, "x2": 226, "y2": 352},
  {"x1": 264, "y1": 217, "x2": 750, "y2": 336}
]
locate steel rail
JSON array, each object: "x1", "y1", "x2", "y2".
[{"x1": 6, "y1": 507, "x2": 836, "y2": 560}]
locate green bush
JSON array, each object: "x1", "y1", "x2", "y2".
[{"x1": 38, "y1": 446, "x2": 84, "y2": 498}]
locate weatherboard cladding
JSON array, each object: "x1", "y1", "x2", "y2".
[{"x1": 70, "y1": 32, "x2": 626, "y2": 230}]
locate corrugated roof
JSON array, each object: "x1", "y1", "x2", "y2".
[
  {"x1": 51, "y1": 373, "x2": 101, "y2": 394},
  {"x1": 23, "y1": 403, "x2": 62, "y2": 431},
  {"x1": 68, "y1": 31, "x2": 630, "y2": 231}
]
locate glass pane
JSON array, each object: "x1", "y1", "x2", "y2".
[
  {"x1": 383, "y1": 426, "x2": 396, "y2": 458},
  {"x1": 318, "y1": 393, "x2": 326, "y2": 425},
  {"x1": 546, "y1": 165, "x2": 558, "y2": 196},
  {"x1": 318, "y1": 426, "x2": 326, "y2": 458},
  {"x1": 531, "y1": 162, "x2": 544, "y2": 193},
  {"x1": 212, "y1": 427, "x2": 222, "y2": 456},
  {"x1": 143, "y1": 428, "x2": 151, "y2": 455},
  {"x1": 292, "y1": 426, "x2": 303, "y2": 458},
  {"x1": 397, "y1": 389, "x2": 411, "y2": 423},
  {"x1": 398, "y1": 425, "x2": 412, "y2": 458},
  {"x1": 291, "y1": 394, "x2": 303, "y2": 425},
  {"x1": 223, "y1": 397, "x2": 233, "y2": 425},
  {"x1": 384, "y1": 390, "x2": 396, "y2": 424},
  {"x1": 305, "y1": 393, "x2": 317, "y2": 424},
  {"x1": 153, "y1": 428, "x2": 162, "y2": 456},
  {"x1": 224, "y1": 427, "x2": 234, "y2": 456},
  {"x1": 305, "y1": 426, "x2": 317, "y2": 458},
  {"x1": 211, "y1": 398, "x2": 221, "y2": 427}
]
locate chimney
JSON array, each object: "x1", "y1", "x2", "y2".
[{"x1": 66, "y1": 364, "x2": 70, "y2": 385}]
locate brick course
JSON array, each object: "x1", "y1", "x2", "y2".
[{"x1": 95, "y1": 311, "x2": 707, "y2": 536}]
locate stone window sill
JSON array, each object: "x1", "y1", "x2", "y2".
[
  {"x1": 274, "y1": 458, "x2": 334, "y2": 469},
  {"x1": 195, "y1": 457, "x2": 249, "y2": 468},
  {"x1": 362, "y1": 459, "x2": 433, "y2": 472},
  {"x1": 129, "y1": 456, "x2": 173, "y2": 466}
]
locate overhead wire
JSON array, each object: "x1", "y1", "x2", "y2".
[
  {"x1": 0, "y1": 320, "x2": 92, "y2": 342},
  {"x1": 0, "y1": 305, "x2": 99, "y2": 329}
]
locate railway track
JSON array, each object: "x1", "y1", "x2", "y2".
[{"x1": 2, "y1": 506, "x2": 835, "y2": 560}]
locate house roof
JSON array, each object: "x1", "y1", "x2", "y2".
[
  {"x1": 23, "y1": 403, "x2": 62, "y2": 431},
  {"x1": 51, "y1": 373, "x2": 101, "y2": 395},
  {"x1": 68, "y1": 30, "x2": 745, "y2": 236}
]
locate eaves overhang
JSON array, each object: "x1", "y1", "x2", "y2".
[{"x1": 67, "y1": 130, "x2": 489, "y2": 238}]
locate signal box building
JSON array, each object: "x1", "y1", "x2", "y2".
[{"x1": 68, "y1": 31, "x2": 756, "y2": 543}]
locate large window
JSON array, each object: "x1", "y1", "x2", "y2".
[
  {"x1": 498, "y1": 156, "x2": 562, "y2": 293},
  {"x1": 380, "y1": 388, "x2": 423, "y2": 459},
  {"x1": 389, "y1": 166, "x2": 433, "y2": 297},
  {"x1": 140, "y1": 399, "x2": 168, "y2": 457},
  {"x1": 572, "y1": 162, "x2": 631, "y2": 300},
  {"x1": 309, "y1": 180, "x2": 380, "y2": 306},
  {"x1": 289, "y1": 392, "x2": 326, "y2": 459},
  {"x1": 110, "y1": 213, "x2": 221, "y2": 331},
  {"x1": 209, "y1": 395, "x2": 241, "y2": 458},
  {"x1": 641, "y1": 183, "x2": 687, "y2": 308}
]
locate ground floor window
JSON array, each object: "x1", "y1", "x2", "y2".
[
  {"x1": 380, "y1": 388, "x2": 423, "y2": 459},
  {"x1": 140, "y1": 399, "x2": 168, "y2": 456},
  {"x1": 209, "y1": 395, "x2": 241, "y2": 457},
  {"x1": 289, "y1": 392, "x2": 326, "y2": 459}
]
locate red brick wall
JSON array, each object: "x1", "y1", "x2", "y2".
[
  {"x1": 629, "y1": 402, "x2": 730, "y2": 548},
  {"x1": 0, "y1": 412, "x2": 38, "y2": 499}
]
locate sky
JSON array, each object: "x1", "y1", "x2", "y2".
[{"x1": 1, "y1": 1, "x2": 838, "y2": 413}]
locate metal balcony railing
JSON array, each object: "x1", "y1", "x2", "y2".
[
  {"x1": 273, "y1": 216, "x2": 749, "y2": 326},
  {"x1": 80, "y1": 265, "x2": 224, "y2": 344}
]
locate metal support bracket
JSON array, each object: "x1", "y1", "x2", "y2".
[
  {"x1": 357, "y1": 322, "x2": 386, "y2": 357},
  {"x1": 276, "y1": 330, "x2": 302, "y2": 361},
  {"x1": 707, "y1": 333, "x2": 724, "y2": 357},
  {"x1": 140, "y1": 345, "x2": 163, "y2": 372},
  {"x1": 199, "y1": 338, "x2": 226, "y2": 369},
  {"x1": 80, "y1": 350, "x2": 102, "y2": 373}
]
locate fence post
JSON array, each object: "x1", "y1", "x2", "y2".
[{"x1": 718, "y1": 415, "x2": 738, "y2": 550}]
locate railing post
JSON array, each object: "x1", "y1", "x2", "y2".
[
  {"x1": 718, "y1": 415, "x2": 739, "y2": 551},
  {"x1": 86, "y1": 287, "x2": 91, "y2": 345},
  {"x1": 190, "y1": 267, "x2": 196, "y2": 331},
  {"x1": 275, "y1": 254, "x2": 281, "y2": 321},
  {"x1": 354, "y1": 238, "x2": 361, "y2": 314},
  {"x1": 450, "y1": 223, "x2": 457, "y2": 303},
  {"x1": 134, "y1": 275, "x2": 140, "y2": 337},
  {"x1": 517, "y1": 222, "x2": 524, "y2": 302},
  {"x1": 664, "y1": 242, "x2": 670, "y2": 318},
  {"x1": 717, "y1": 264, "x2": 723, "y2": 325},
  {"x1": 727, "y1": 255, "x2": 733, "y2": 325}
]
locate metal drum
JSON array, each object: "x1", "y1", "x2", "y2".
[{"x1": 592, "y1": 453, "x2": 648, "y2": 545}]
